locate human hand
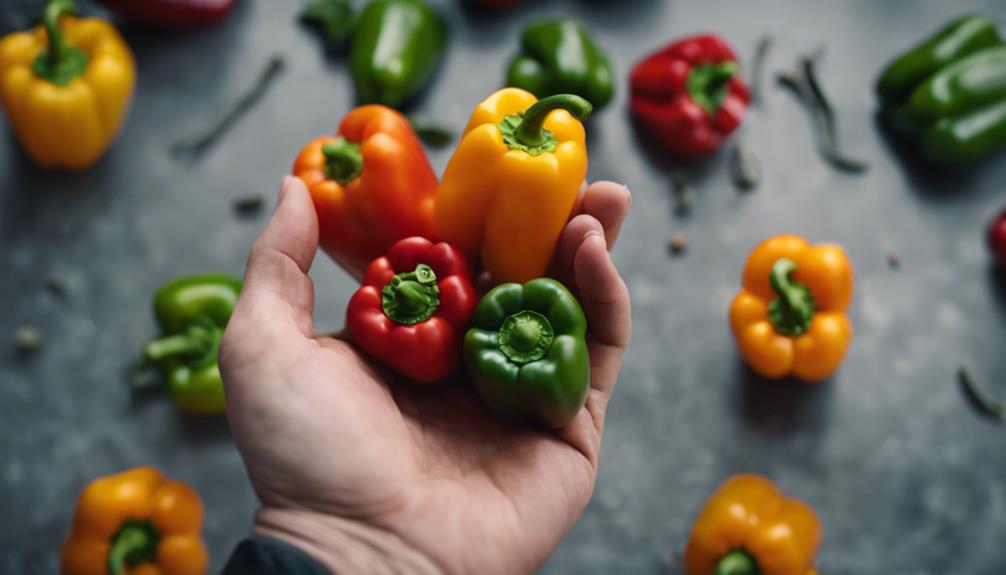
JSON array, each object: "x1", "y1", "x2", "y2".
[{"x1": 219, "y1": 176, "x2": 631, "y2": 574}]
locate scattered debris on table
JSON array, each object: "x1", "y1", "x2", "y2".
[
  {"x1": 886, "y1": 250, "x2": 902, "y2": 269},
  {"x1": 729, "y1": 140, "x2": 760, "y2": 191},
  {"x1": 46, "y1": 275, "x2": 68, "y2": 298},
  {"x1": 13, "y1": 325, "x2": 42, "y2": 355},
  {"x1": 668, "y1": 232, "x2": 688, "y2": 256},
  {"x1": 671, "y1": 172, "x2": 694, "y2": 216},
  {"x1": 233, "y1": 194, "x2": 265, "y2": 216},
  {"x1": 958, "y1": 364, "x2": 1006, "y2": 422},
  {"x1": 409, "y1": 114, "x2": 455, "y2": 148}
]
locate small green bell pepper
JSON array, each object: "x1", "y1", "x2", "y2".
[
  {"x1": 506, "y1": 19, "x2": 614, "y2": 112},
  {"x1": 877, "y1": 14, "x2": 1006, "y2": 164},
  {"x1": 350, "y1": 0, "x2": 446, "y2": 108},
  {"x1": 463, "y1": 278, "x2": 589, "y2": 429},
  {"x1": 142, "y1": 274, "x2": 241, "y2": 414}
]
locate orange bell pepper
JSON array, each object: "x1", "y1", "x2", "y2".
[
  {"x1": 292, "y1": 104, "x2": 437, "y2": 273},
  {"x1": 434, "y1": 88, "x2": 591, "y2": 283},
  {"x1": 729, "y1": 235, "x2": 853, "y2": 382},
  {"x1": 684, "y1": 474, "x2": 822, "y2": 575},
  {"x1": 61, "y1": 466, "x2": 208, "y2": 575}
]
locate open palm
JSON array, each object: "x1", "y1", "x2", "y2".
[{"x1": 220, "y1": 176, "x2": 632, "y2": 575}]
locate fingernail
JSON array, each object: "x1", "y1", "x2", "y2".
[
  {"x1": 584, "y1": 230, "x2": 604, "y2": 242},
  {"x1": 278, "y1": 175, "x2": 295, "y2": 205}
]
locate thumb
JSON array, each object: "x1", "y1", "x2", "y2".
[{"x1": 225, "y1": 176, "x2": 319, "y2": 358}]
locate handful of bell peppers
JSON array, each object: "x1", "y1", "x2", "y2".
[
  {"x1": 877, "y1": 14, "x2": 1006, "y2": 165},
  {"x1": 293, "y1": 104, "x2": 438, "y2": 273},
  {"x1": 506, "y1": 19, "x2": 614, "y2": 112},
  {"x1": 730, "y1": 235, "x2": 854, "y2": 382},
  {"x1": 141, "y1": 274, "x2": 241, "y2": 414},
  {"x1": 348, "y1": 237, "x2": 477, "y2": 382},
  {"x1": 0, "y1": 0, "x2": 135, "y2": 170},
  {"x1": 630, "y1": 35, "x2": 749, "y2": 156},
  {"x1": 684, "y1": 474, "x2": 822, "y2": 575},
  {"x1": 62, "y1": 466, "x2": 208, "y2": 575}
]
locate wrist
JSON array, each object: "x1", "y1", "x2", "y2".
[{"x1": 254, "y1": 507, "x2": 443, "y2": 575}]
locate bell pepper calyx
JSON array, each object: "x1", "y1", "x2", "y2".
[
  {"x1": 687, "y1": 61, "x2": 739, "y2": 115},
  {"x1": 381, "y1": 263, "x2": 440, "y2": 325},
  {"x1": 107, "y1": 520, "x2": 159, "y2": 575},
  {"x1": 322, "y1": 137, "x2": 364, "y2": 184},
  {"x1": 499, "y1": 94, "x2": 592, "y2": 156},
  {"x1": 143, "y1": 315, "x2": 222, "y2": 369},
  {"x1": 768, "y1": 258, "x2": 815, "y2": 337},
  {"x1": 498, "y1": 310, "x2": 554, "y2": 364},
  {"x1": 31, "y1": 0, "x2": 88, "y2": 86},
  {"x1": 714, "y1": 549, "x2": 760, "y2": 575}
]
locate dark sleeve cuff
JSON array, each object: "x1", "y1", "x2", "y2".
[{"x1": 222, "y1": 538, "x2": 331, "y2": 575}]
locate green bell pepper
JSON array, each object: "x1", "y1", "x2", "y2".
[
  {"x1": 463, "y1": 278, "x2": 589, "y2": 429},
  {"x1": 350, "y1": 0, "x2": 446, "y2": 108},
  {"x1": 877, "y1": 14, "x2": 1006, "y2": 164},
  {"x1": 142, "y1": 274, "x2": 241, "y2": 414},
  {"x1": 506, "y1": 19, "x2": 614, "y2": 112}
]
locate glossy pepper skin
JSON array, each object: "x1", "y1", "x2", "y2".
[
  {"x1": 507, "y1": 19, "x2": 614, "y2": 112},
  {"x1": 293, "y1": 105, "x2": 438, "y2": 273},
  {"x1": 464, "y1": 278, "x2": 589, "y2": 428},
  {"x1": 684, "y1": 474, "x2": 821, "y2": 575},
  {"x1": 350, "y1": 0, "x2": 445, "y2": 108},
  {"x1": 62, "y1": 466, "x2": 208, "y2": 575},
  {"x1": 0, "y1": 0, "x2": 135, "y2": 170},
  {"x1": 989, "y1": 208, "x2": 1006, "y2": 266},
  {"x1": 94, "y1": 0, "x2": 236, "y2": 28},
  {"x1": 435, "y1": 89, "x2": 591, "y2": 283},
  {"x1": 878, "y1": 15, "x2": 1006, "y2": 165},
  {"x1": 630, "y1": 35, "x2": 749, "y2": 156},
  {"x1": 729, "y1": 235, "x2": 853, "y2": 382},
  {"x1": 348, "y1": 237, "x2": 477, "y2": 382},
  {"x1": 143, "y1": 274, "x2": 242, "y2": 414}
]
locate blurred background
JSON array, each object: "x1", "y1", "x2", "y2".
[{"x1": 1, "y1": 0, "x2": 1005, "y2": 572}]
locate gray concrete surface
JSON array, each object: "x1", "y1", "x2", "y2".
[{"x1": 2, "y1": 0, "x2": 1005, "y2": 573}]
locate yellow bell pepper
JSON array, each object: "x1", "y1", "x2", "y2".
[
  {"x1": 0, "y1": 0, "x2": 135, "y2": 170},
  {"x1": 434, "y1": 88, "x2": 591, "y2": 283}
]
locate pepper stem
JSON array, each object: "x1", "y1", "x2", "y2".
[
  {"x1": 687, "y1": 61, "x2": 738, "y2": 114},
  {"x1": 107, "y1": 521, "x2": 159, "y2": 575},
  {"x1": 31, "y1": 0, "x2": 88, "y2": 86},
  {"x1": 322, "y1": 137, "x2": 363, "y2": 184},
  {"x1": 714, "y1": 550, "x2": 759, "y2": 575},
  {"x1": 143, "y1": 316, "x2": 221, "y2": 369},
  {"x1": 768, "y1": 258, "x2": 815, "y2": 337},
  {"x1": 381, "y1": 264, "x2": 440, "y2": 325},
  {"x1": 515, "y1": 94, "x2": 593, "y2": 147},
  {"x1": 498, "y1": 310, "x2": 554, "y2": 364}
]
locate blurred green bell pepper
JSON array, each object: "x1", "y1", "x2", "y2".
[
  {"x1": 350, "y1": 0, "x2": 445, "y2": 108},
  {"x1": 463, "y1": 278, "x2": 589, "y2": 429},
  {"x1": 506, "y1": 19, "x2": 614, "y2": 112},
  {"x1": 142, "y1": 274, "x2": 241, "y2": 414},
  {"x1": 877, "y1": 14, "x2": 1006, "y2": 164}
]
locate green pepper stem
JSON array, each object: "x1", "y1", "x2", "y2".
[
  {"x1": 43, "y1": 0, "x2": 75, "y2": 69},
  {"x1": 143, "y1": 317, "x2": 221, "y2": 368},
  {"x1": 768, "y1": 258, "x2": 815, "y2": 337},
  {"x1": 143, "y1": 333, "x2": 205, "y2": 362},
  {"x1": 687, "y1": 61, "x2": 738, "y2": 114},
  {"x1": 381, "y1": 264, "x2": 440, "y2": 325},
  {"x1": 714, "y1": 550, "x2": 759, "y2": 575},
  {"x1": 107, "y1": 523, "x2": 157, "y2": 575},
  {"x1": 498, "y1": 310, "x2": 554, "y2": 364},
  {"x1": 514, "y1": 94, "x2": 593, "y2": 148},
  {"x1": 322, "y1": 137, "x2": 363, "y2": 184}
]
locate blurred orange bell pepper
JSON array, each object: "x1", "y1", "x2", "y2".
[
  {"x1": 729, "y1": 235, "x2": 853, "y2": 382},
  {"x1": 61, "y1": 466, "x2": 208, "y2": 575},
  {"x1": 0, "y1": 0, "x2": 135, "y2": 170},
  {"x1": 434, "y1": 88, "x2": 591, "y2": 283},
  {"x1": 685, "y1": 474, "x2": 822, "y2": 575},
  {"x1": 292, "y1": 104, "x2": 437, "y2": 273}
]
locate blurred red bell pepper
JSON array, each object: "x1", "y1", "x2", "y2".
[
  {"x1": 989, "y1": 208, "x2": 1006, "y2": 266},
  {"x1": 95, "y1": 0, "x2": 236, "y2": 27},
  {"x1": 347, "y1": 237, "x2": 477, "y2": 382},
  {"x1": 630, "y1": 35, "x2": 749, "y2": 156}
]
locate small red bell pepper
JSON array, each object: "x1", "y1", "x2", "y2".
[
  {"x1": 989, "y1": 208, "x2": 1006, "y2": 266},
  {"x1": 94, "y1": 0, "x2": 236, "y2": 27},
  {"x1": 347, "y1": 237, "x2": 477, "y2": 382},
  {"x1": 630, "y1": 35, "x2": 749, "y2": 156}
]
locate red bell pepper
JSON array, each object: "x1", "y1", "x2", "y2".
[
  {"x1": 630, "y1": 35, "x2": 749, "y2": 156},
  {"x1": 95, "y1": 0, "x2": 236, "y2": 27},
  {"x1": 989, "y1": 208, "x2": 1006, "y2": 266},
  {"x1": 347, "y1": 237, "x2": 477, "y2": 382}
]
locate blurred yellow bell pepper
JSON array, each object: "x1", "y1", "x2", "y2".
[
  {"x1": 434, "y1": 88, "x2": 591, "y2": 283},
  {"x1": 0, "y1": 0, "x2": 135, "y2": 170}
]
